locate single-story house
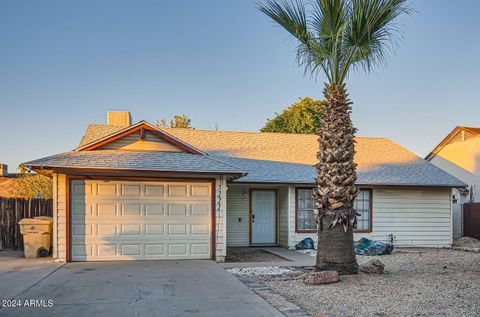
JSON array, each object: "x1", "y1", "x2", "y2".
[{"x1": 24, "y1": 112, "x2": 465, "y2": 262}]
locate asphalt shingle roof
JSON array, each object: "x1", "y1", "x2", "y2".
[
  {"x1": 31, "y1": 123, "x2": 466, "y2": 187},
  {"x1": 160, "y1": 128, "x2": 465, "y2": 186},
  {"x1": 79, "y1": 124, "x2": 126, "y2": 147},
  {"x1": 25, "y1": 151, "x2": 246, "y2": 175},
  {"x1": 212, "y1": 156, "x2": 464, "y2": 186}
]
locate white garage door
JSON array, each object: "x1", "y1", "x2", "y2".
[{"x1": 70, "y1": 179, "x2": 212, "y2": 261}]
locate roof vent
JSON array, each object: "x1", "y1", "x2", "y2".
[{"x1": 107, "y1": 111, "x2": 131, "y2": 126}]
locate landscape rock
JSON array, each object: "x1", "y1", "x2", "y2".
[
  {"x1": 453, "y1": 236, "x2": 480, "y2": 246},
  {"x1": 303, "y1": 271, "x2": 340, "y2": 285},
  {"x1": 359, "y1": 259, "x2": 385, "y2": 274},
  {"x1": 452, "y1": 237, "x2": 480, "y2": 253}
]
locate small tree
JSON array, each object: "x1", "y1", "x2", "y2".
[
  {"x1": 157, "y1": 114, "x2": 193, "y2": 129},
  {"x1": 261, "y1": 97, "x2": 324, "y2": 134},
  {"x1": 9, "y1": 173, "x2": 53, "y2": 199}
]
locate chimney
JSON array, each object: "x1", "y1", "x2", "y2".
[
  {"x1": 107, "y1": 111, "x2": 131, "y2": 126},
  {"x1": 0, "y1": 164, "x2": 8, "y2": 177}
]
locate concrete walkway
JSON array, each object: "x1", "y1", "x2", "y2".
[
  {"x1": 0, "y1": 256, "x2": 283, "y2": 317},
  {"x1": 220, "y1": 247, "x2": 315, "y2": 268},
  {"x1": 0, "y1": 251, "x2": 65, "y2": 302}
]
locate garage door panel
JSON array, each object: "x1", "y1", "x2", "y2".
[
  {"x1": 71, "y1": 180, "x2": 212, "y2": 261},
  {"x1": 168, "y1": 185, "x2": 188, "y2": 197},
  {"x1": 145, "y1": 244, "x2": 165, "y2": 256},
  {"x1": 145, "y1": 185, "x2": 164, "y2": 197},
  {"x1": 145, "y1": 224, "x2": 165, "y2": 235},
  {"x1": 121, "y1": 204, "x2": 142, "y2": 216},
  {"x1": 72, "y1": 224, "x2": 92, "y2": 236},
  {"x1": 97, "y1": 183, "x2": 117, "y2": 196},
  {"x1": 121, "y1": 224, "x2": 141, "y2": 235},
  {"x1": 71, "y1": 241, "x2": 211, "y2": 260},
  {"x1": 96, "y1": 203, "x2": 117, "y2": 216},
  {"x1": 167, "y1": 204, "x2": 188, "y2": 216},
  {"x1": 168, "y1": 243, "x2": 187, "y2": 255},
  {"x1": 97, "y1": 224, "x2": 117, "y2": 236},
  {"x1": 97, "y1": 244, "x2": 117, "y2": 257},
  {"x1": 121, "y1": 184, "x2": 141, "y2": 196},
  {"x1": 191, "y1": 204, "x2": 209, "y2": 215},
  {"x1": 72, "y1": 245, "x2": 93, "y2": 257},
  {"x1": 168, "y1": 224, "x2": 188, "y2": 236},
  {"x1": 191, "y1": 243, "x2": 210, "y2": 255},
  {"x1": 191, "y1": 224, "x2": 210, "y2": 236},
  {"x1": 121, "y1": 244, "x2": 141, "y2": 256},
  {"x1": 83, "y1": 183, "x2": 207, "y2": 198},
  {"x1": 191, "y1": 185, "x2": 210, "y2": 197},
  {"x1": 145, "y1": 204, "x2": 164, "y2": 215}
]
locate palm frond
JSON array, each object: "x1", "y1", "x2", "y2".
[
  {"x1": 258, "y1": 0, "x2": 332, "y2": 81},
  {"x1": 258, "y1": 0, "x2": 310, "y2": 44},
  {"x1": 339, "y1": 0, "x2": 412, "y2": 81},
  {"x1": 258, "y1": 0, "x2": 412, "y2": 85},
  {"x1": 311, "y1": 0, "x2": 346, "y2": 40}
]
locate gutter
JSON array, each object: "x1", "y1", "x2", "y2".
[{"x1": 25, "y1": 164, "x2": 248, "y2": 178}]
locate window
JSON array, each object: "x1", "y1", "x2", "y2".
[
  {"x1": 296, "y1": 188, "x2": 372, "y2": 232},
  {"x1": 296, "y1": 189, "x2": 317, "y2": 231},
  {"x1": 353, "y1": 189, "x2": 372, "y2": 231}
]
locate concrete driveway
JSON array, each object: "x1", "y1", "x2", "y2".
[{"x1": 0, "y1": 255, "x2": 283, "y2": 317}]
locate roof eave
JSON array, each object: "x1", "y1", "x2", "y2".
[
  {"x1": 26, "y1": 164, "x2": 247, "y2": 177},
  {"x1": 231, "y1": 179, "x2": 466, "y2": 188}
]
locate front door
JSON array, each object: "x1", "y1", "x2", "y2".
[{"x1": 251, "y1": 190, "x2": 276, "y2": 244}]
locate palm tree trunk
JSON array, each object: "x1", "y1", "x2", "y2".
[{"x1": 315, "y1": 84, "x2": 359, "y2": 275}]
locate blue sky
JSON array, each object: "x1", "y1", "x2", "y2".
[{"x1": 1, "y1": 0, "x2": 479, "y2": 172}]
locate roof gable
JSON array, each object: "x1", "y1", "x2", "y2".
[
  {"x1": 76, "y1": 121, "x2": 204, "y2": 155},
  {"x1": 426, "y1": 126, "x2": 480, "y2": 160}
]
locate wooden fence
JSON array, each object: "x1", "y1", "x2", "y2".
[
  {"x1": 0, "y1": 198, "x2": 53, "y2": 250},
  {"x1": 464, "y1": 203, "x2": 480, "y2": 240}
]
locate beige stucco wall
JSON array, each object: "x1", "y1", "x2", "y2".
[
  {"x1": 430, "y1": 137, "x2": 480, "y2": 202},
  {"x1": 51, "y1": 173, "x2": 228, "y2": 262}
]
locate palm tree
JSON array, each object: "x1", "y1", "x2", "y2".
[{"x1": 259, "y1": 0, "x2": 411, "y2": 274}]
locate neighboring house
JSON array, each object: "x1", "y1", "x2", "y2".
[
  {"x1": 426, "y1": 126, "x2": 480, "y2": 238},
  {"x1": 0, "y1": 164, "x2": 20, "y2": 197},
  {"x1": 24, "y1": 112, "x2": 465, "y2": 262}
]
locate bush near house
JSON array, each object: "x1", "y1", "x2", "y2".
[{"x1": 7, "y1": 173, "x2": 52, "y2": 199}]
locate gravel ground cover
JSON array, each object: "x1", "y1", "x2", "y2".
[
  {"x1": 227, "y1": 266, "x2": 300, "y2": 276},
  {"x1": 263, "y1": 249, "x2": 480, "y2": 317}
]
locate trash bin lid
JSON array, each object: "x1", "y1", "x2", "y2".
[
  {"x1": 34, "y1": 216, "x2": 53, "y2": 221},
  {"x1": 18, "y1": 217, "x2": 53, "y2": 225}
]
